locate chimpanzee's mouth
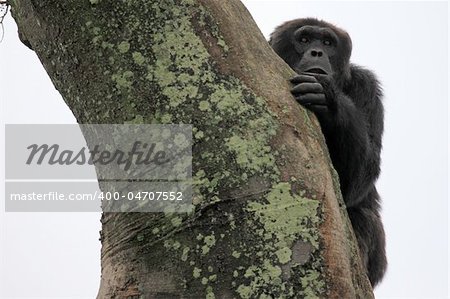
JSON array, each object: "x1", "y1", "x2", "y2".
[{"x1": 305, "y1": 68, "x2": 328, "y2": 75}]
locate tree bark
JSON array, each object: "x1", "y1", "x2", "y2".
[{"x1": 10, "y1": 0, "x2": 374, "y2": 298}]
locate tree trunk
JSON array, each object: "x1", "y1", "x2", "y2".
[{"x1": 10, "y1": 0, "x2": 373, "y2": 298}]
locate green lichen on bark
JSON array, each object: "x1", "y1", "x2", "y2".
[
  {"x1": 132, "y1": 1, "x2": 325, "y2": 295},
  {"x1": 11, "y1": 0, "x2": 331, "y2": 297},
  {"x1": 233, "y1": 182, "x2": 325, "y2": 298},
  {"x1": 247, "y1": 183, "x2": 321, "y2": 250}
]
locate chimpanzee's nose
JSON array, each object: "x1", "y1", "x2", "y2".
[{"x1": 310, "y1": 49, "x2": 323, "y2": 57}]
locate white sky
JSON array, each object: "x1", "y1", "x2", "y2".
[{"x1": 0, "y1": 1, "x2": 448, "y2": 298}]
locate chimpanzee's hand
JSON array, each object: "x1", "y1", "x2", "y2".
[{"x1": 290, "y1": 73, "x2": 337, "y2": 113}]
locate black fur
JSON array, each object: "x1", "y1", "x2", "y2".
[{"x1": 269, "y1": 18, "x2": 387, "y2": 287}]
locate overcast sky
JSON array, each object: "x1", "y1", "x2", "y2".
[{"x1": 0, "y1": 1, "x2": 448, "y2": 298}]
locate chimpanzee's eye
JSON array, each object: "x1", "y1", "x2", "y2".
[{"x1": 300, "y1": 37, "x2": 309, "y2": 43}]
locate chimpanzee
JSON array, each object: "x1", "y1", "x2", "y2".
[{"x1": 269, "y1": 18, "x2": 386, "y2": 287}]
